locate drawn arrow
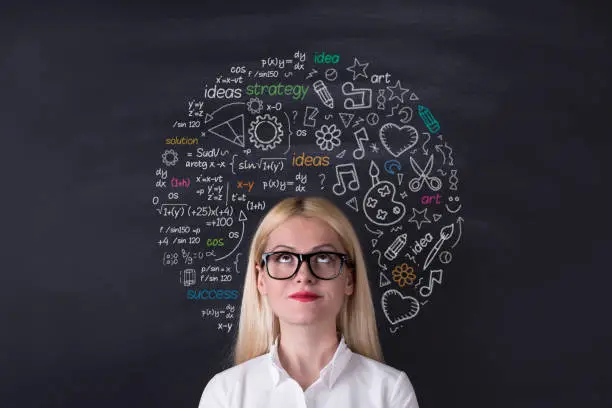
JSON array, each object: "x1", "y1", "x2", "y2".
[
  {"x1": 451, "y1": 216, "x2": 463, "y2": 248},
  {"x1": 435, "y1": 144, "x2": 446, "y2": 165},
  {"x1": 365, "y1": 224, "x2": 384, "y2": 238},
  {"x1": 444, "y1": 142, "x2": 454, "y2": 166}
]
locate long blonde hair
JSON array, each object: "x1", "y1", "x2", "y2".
[{"x1": 232, "y1": 196, "x2": 384, "y2": 365}]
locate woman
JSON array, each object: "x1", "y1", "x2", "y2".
[{"x1": 199, "y1": 196, "x2": 419, "y2": 407}]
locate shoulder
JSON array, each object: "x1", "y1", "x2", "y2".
[
  {"x1": 198, "y1": 354, "x2": 269, "y2": 407},
  {"x1": 348, "y1": 353, "x2": 419, "y2": 408}
]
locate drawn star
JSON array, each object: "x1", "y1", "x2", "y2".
[
  {"x1": 346, "y1": 58, "x2": 369, "y2": 80},
  {"x1": 408, "y1": 208, "x2": 431, "y2": 230},
  {"x1": 370, "y1": 143, "x2": 380, "y2": 153},
  {"x1": 387, "y1": 80, "x2": 409, "y2": 103}
]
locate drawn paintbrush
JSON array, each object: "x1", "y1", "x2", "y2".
[{"x1": 423, "y1": 223, "x2": 454, "y2": 270}]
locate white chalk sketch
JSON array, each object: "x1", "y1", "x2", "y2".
[
  {"x1": 346, "y1": 57, "x2": 369, "y2": 80},
  {"x1": 445, "y1": 195, "x2": 462, "y2": 214},
  {"x1": 325, "y1": 68, "x2": 338, "y2": 81},
  {"x1": 339, "y1": 112, "x2": 354, "y2": 128},
  {"x1": 451, "y1": 217, "x2": 464, "y2": 248},
  {"x1": 372, "y1": 249, "x2": 388, "y2": 271},
  {"x1": 449, "y1": 169, "x2": 459, "y2": 190},
  {"x1": 379, "y1": 123, "x2": 419, "y2": 158},
  {"x1": 215, "y1": 210, "x2": 248, "y2": 261},
  {"x1": 248, "y1": 114, "x2": 283, "y2": 151},
  {"x1": 423, "y1": 223, "x2": 454, "y2": 270},
  {"x1": 408, "y1": 155, "x2": 442, "y2": 192},
  {"x1": 407, "y1": 207, "x2": 431, "y2": 230},
  {"x1": 315, "y1": 124, "x2": 342, "y2": 152},
  {"x1": 379, "y1": 272, "x2": 392, "y2": 287},
  {"x1": 381, "y1": 289, "x2": 420, "y2": 324},
  {"x1": 439, "y1": 251, "x2": 452, "y2": 264},
  {"x1": 367, "y1": 112, "x2": 379, "y2": 126},
  {"x1": 342, "y1": 82, "x2": 372, "y2": 110},
  {"x1": 332, "y1": 163, "x2": 360, "y2": 196},
  {"x1": 398, "y1": 106, "x2": 413, "y2": 123},
  {"x1": 352, "y1": 127, "x2": 370, "y2": 160},
  {"x1": 419, "y1": 269, "x2": 443, "y2": 297},
  {"x1": 386, "y1": 80, "x2": 409, "y2": 103},
  {"x1": 362, "y1": 161, "x2": 406, "y2": 226},
  {"x1": 345, "y1": 196, "x2": 359, "y2": 212},
  {"x1": 384, "y1": 233, "x2": 408, "y2": 261},
  {"x1": 303, "y1": 106, "x2": 319, "y2": 128}
]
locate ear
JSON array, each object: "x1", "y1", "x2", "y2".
[
  {"x1": 344, "y1": 267, "x2": 354, "y2": 296},
  {"x1": 256, "y1": 263, "x2": 267, "y2": 296}
]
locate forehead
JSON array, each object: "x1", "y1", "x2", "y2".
[{"x1": 265, "y1": 216, "x2": 342, "y2": 249}]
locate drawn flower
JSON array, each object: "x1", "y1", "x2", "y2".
[
  {"x1": 366, "y1": 197, "x2": 378, "y2": 208},
  {"x1": 315, "y1": 124, "x2": 342, "y2": 151},
  {"x1": 392, "y1": 264, "x2": 414, "y2": 288}
]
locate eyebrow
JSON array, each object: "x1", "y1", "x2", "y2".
[{"x1": 268, "y1": 243, "x2": 339, "y2": 252}]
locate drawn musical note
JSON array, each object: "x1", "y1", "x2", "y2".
[
  {"x1": 352, "y1": 127, "x2": 370, "y2": 160},
  {"x1": 332, "y1": 163, "x2": 360, "y2": 196},
  {"x1": 419, "y1": 269, "x2": 443, "y2": 297},
  {"x1": 342, "y1": 82, "x2": 372, "y2": 110}
]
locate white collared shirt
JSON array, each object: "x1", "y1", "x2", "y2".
[{"x1": 198, "y1": 335, "x2": 419, "y2": 408}]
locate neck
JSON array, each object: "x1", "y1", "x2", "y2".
[{"x1": 277, "y1": 324, "x2": 340, "y2": 378}]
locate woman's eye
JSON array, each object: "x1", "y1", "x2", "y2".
[
  {"x1": 277, "y1": 254, "x2": 293, "y2": 263},
  {"x1": 316, "y1": 254, "x2": 331, "y2": 263}
]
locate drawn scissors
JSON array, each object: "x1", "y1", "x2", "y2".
[{"x1": 409, "y1": 155, "x2": 442, "y2": 192}]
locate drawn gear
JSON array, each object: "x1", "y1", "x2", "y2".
[
  {"x1": 162, "y1": 149, "x2": 179, "y2": 166},
  {"x1": 246, "y1": 97, "x2": 264, "y2": 115},
  {"x1": 248, "y1": 114, "x2": 283, "y2": 151}
]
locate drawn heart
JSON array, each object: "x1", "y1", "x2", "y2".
[
  {"x1": 379, "y1": 123, "x2": 419, "y2": 158},
  {"x1": 381, "y1": 289, "x2": 420, "y2": 325}
]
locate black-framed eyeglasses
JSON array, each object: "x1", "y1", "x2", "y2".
[{"x1": 260, "y1": 251, "x2": 352, "y2": 280}]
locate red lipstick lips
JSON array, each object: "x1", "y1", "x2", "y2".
[{"x1": 289, "y1": 291, "x2": 321, "y2": 302}]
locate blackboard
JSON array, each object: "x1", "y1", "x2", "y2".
[{"x1": 2, "y1": 1, "x2": 610, "y2": 407}]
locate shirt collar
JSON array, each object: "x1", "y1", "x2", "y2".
[{"x1": 268, "y1": 334, "x2": 353, "y2": 389}]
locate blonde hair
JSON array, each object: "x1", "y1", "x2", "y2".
[{"x1": 232, "y1": 196, "x2": 384, "y2": 365}]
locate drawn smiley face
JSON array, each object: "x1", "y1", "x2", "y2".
[{"x1": 445, "y1": 195, "x2": 462, "y2": 214}]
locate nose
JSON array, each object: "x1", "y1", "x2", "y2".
[{"x1": 295, "y1": 259, "x2": 315, "y2": 282}]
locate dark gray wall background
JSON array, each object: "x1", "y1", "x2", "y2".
[{"x1": 2, "y1": 1, "x2": 610, "y2": 407}]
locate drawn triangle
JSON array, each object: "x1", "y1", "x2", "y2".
[
  {"x1": 339, "y1": 112, "x2": 355, "y2": 128},
  {"x1": 204, "y1": 113, "x2": 214, "y2": 123},
  {"x1": 409, "y1": 92, "x2": 419, "y2": 101},
  {"x1": 346, "y1": 196, "x2": 359, "y2": 212},
  {"x1": 379, "y1": 272, "x2": 391, "y2": 287},
  {"x1": 336, "y1": 149, "x2": 346, "y2": 159},
  {"x1": 397, "y1": 173, "x2": 404, "y2": 185},
  {"x1": 371, "y1": 238, "x2": 378, "y2": 247},
  {"x1": 207, "y1": 114, "x2": 245, "y2": 147},
  {"x1": 433, "y1": 213, "x2": 442, "y2": 222}
]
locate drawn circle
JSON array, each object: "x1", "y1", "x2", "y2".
[
  {"x1": 439, "y1": 251, "x2": 452, "y2": 264},
  {"x1": 325, "y1": 68, "x2": 338, "y2": 81},
  {"x1": 367, "y1": 112, "x2": 379, "y2": 126}
]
